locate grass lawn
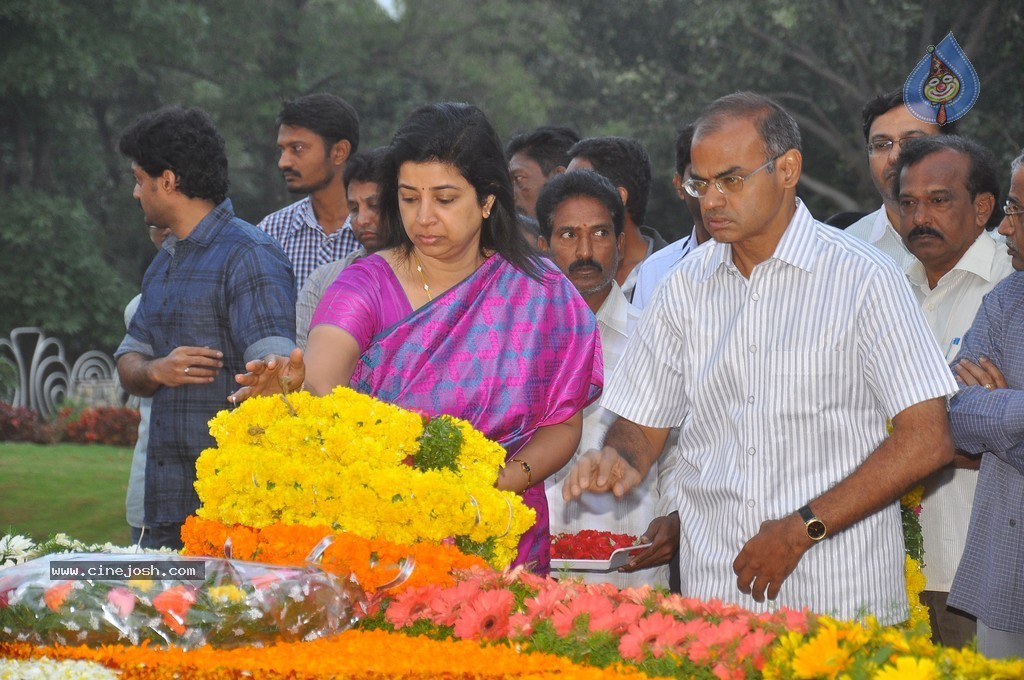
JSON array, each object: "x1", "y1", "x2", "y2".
[{"x1": 0, "y1": 441, "x2": 134, "y2": 546}]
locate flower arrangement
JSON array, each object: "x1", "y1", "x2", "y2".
[
  {"x1": 181, "y1": 516, "x2": 488, "y2": 593},
  {"x1": 551, "y1": 530, "x2": 639, "y2": 560},
  {"x1": 901, "y1": 485, "x2": 930, "y2": 634},
  {"x1": 0, "y1": 552, "x2": 365, "y2": 649},
  {"x1": 193, "y1": 387, "x2": 534, "y2": 569}
]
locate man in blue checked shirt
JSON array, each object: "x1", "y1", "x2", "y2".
[
  {"x1": 258, "y1": 93, "x2": 362, "y2": 292},
  {"x1": 949, "y1": 148, "x2": 1024, "y2": 659},
  {"x1": 115, "y1": 107, "x2": 296, "y2": 550}
]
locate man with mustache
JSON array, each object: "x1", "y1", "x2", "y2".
[
  {"x1": 536, "y1": 169, "x2": 670, "y2": 588},
  {"x1": 943, "y1": 148, "x2": 1024, "y2": 659},
  {"x1": 563, "y1": 92, "x2": 957, "y2": 623},
  {"x1": 258, "y1": 93, "x2": 361, "y2": 292},
  {"x1": 295, "y1": 148, "x2": 387, "y2": 349},
  {"x1": 566, "y1": 137, "x2": 668, "y2": 301},
  {"x1": 846, "y1": 89, "x2": 956, "y2": 270},
  {"x1": 892, "y1": 135, "x2": 1010, "y2": 647}
]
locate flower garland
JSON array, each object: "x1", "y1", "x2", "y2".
[
  {"x1": 181, "y1": 516, "x2": 488, "y2": 593},
  {"x1": 193, "y1": 387, "x2": 535, "y2": 568},
  {"x1": 0, "y1": 630, "x2": 650, "y2": 679}
]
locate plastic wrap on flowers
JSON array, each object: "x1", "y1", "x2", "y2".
[{"x1": 0, "y1": 550, "x2": 367, "y2": 649}]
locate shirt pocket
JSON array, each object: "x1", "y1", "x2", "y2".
[{"x1": 770, "y1": 350, "x2": 848, "y2": 429}]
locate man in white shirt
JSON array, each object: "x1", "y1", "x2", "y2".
[
  {"x1": 566, "y1": 137, "x2": 668, "y2": 300},
  {"x1": 633, "y1": 123, "x2": 711, "y2": 310},
  {"x1": 892, "y1": 134, "x2": 1011, "y2": 646},
  {"x1": 845, "y1": 89, "x2": 955, "y2": 270},
  {"x1": 563, "y1": 92, "x2": 957, "y2": 623},
  {"x1": 536, "y1": 169, "x2": 669, "y2": 588}
]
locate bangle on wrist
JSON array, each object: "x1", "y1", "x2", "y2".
[{"x1": 510, "y1": 457, "x2": 532, "y2": 486}]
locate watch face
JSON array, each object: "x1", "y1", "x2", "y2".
[{"x1": 807, "y1": 520, "x2": 827, "y2": 541}]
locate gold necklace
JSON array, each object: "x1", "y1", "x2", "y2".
[{"x1": 412, "y1": 251, "x2": 433, "y2": 301}]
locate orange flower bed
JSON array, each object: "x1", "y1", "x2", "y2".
[
  {"x1": 181, "y1": 516, "x2": 488, "y2": 592},
  {"x1": 0, "y1": 630, "x2": 647, "y2": 679}
]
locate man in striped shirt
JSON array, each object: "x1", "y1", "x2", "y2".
[
  {"x1": 258, "y1": 93, "x2": 361, "y2": 291},
  {"x1": 563, "y1": 92, "x2": 957, "y2": 624}
]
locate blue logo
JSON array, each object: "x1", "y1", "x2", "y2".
[{"x1": 903, "y1": 32, "x2": 979, "y2": 126}]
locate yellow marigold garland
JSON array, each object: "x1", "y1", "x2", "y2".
[{"x1": 193, "y1": 387, "x2": 535, "y2": 569}]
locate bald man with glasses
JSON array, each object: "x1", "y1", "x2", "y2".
[{"x1": 564, "y1": 92, "x2": 957, "y2": 626}]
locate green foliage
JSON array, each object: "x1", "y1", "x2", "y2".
[
  {"x1": 2, "y1": 0, "x2": 1023, "y2": 331},
  {"x1": 415, "y1": 415, "x2": 464, "y2": 473},
  {"x1": 0, "y1": 190, "x2": 134, "y2": 354}
]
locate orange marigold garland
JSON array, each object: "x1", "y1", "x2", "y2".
[
  {"x1": 0, "y1": 630, "x2": 650, "y2": 679},
  {"x1": 182, "y1": 516, "x2": 487, "y2": 593}
]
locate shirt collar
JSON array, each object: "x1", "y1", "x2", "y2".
[
  {"x1": 178, "y1": 199, "x2": 235, "y2": 248},
  {"x1": 698, "y1": 199, "x2": 819, "y2": 281},
  {"x1": 596, "y1": 280, "x2": 637, "y2": 340},
  {"x1": 906, "y1": 229, "x2": 1008, "y2": 287}
]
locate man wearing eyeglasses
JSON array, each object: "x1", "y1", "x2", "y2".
[
  {"x1": 564, "y1": 92, "x2": 957, "y2": 625},
  {"x1": 946, "y1": 149, "x2": 1024, "y2": 659},
  {"x1": 845, "y1": 89, "x2": 957, "y2": 270},
  {"x1": 891, "y1": 135, "x2": 1010, "y2": 648}
]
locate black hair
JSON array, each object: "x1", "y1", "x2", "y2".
[
  {"x1": 343, "y1": 146, "x2": 387, "y2": 188},
  {"x1": 892, "y1": 135, "x2": 1001, "y2": 227},
  {"x1": 276, "y1": 93, "x2": 360, "y2": 154},
  {"x1": 118, "y1": 107, "x2": 229, "y2": 204},
  {"x1": 694, "y1": 92, "x2": 802, "y2": 172},
  {"x1": 505, "y1": 125, "x2": 581, "y2": 175},
  {"x1": 861, "y1": 88, "x2": 959, "y2": 142},
  {"x1": 674, "y1": 123, "x2": 696, "y2": 177},
  {"x1": 567, "y1": 136, "x2": 652, "y2": 226},
  {"x1": 535, "y1": 169, "x2": 626, "y2": 241},
  {"x1": 378, "y1": 102, "x2": 544, "y2": 279}
]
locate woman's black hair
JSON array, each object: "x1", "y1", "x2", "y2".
[{"x1": 378, "y1": 102, "x2": 544, "y2": 279}]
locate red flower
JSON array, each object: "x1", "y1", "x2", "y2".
[
  {"x1": 550, "y1": 530, "x2": 638, "y2": 559},
  {"x1": 152, "y1": 585, "x2": 197, "y2": 635}
]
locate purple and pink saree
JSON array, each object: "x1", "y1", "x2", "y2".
[{"x1": 311, "y1": 253, "x2": 602, "y2": 572}]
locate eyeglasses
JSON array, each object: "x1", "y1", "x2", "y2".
[
  {"x1": 866, "y1": 134, "x2": 926, "y2": 157},
  {"x1": 682, "y1": 155, "x2": 782, "y2": 198},
  {"x1": 1004, "y1": 201, "x2": 1024, "y2": 227}
]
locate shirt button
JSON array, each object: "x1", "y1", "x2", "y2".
[
  {"x1": 747, "y1": 395, "x2": 755, "y2": 404},
  {"x1": 1011, "y1": 519, "x2": 1017, "y2": 527},
  {"x1": 747, "y1": 447, "x2": 756, "y2": 456},
  {"x1": 927, "y1": 303, "x2": 935, "y2": 311},
  {"x1": 751, "y1": 292, "x2": 760, "y2": 301},
  {"x1": 748, "y1": 345, "x2": 757, "y2": 353},
  {"x1": 746, "y1": 499, "x2": 755, "y2": 508}
]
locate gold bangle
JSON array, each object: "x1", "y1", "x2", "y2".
[{"x1": 510, "y1": 458, "x2": 532, "y2": 486}]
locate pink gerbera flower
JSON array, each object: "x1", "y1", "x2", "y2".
[
  {"x1": 618, "y1": 612, "x2": 681, "y2": 661},
  {"x1": 385, "y1": 585, "x2": 439, "y2": 628},
  {"x1": 453, "y1": 588, "x2": 514, "y2": 641},
  {"x1": 591, "y1": 602, "x2": 646, "y2": 634},
  {"x1": 428, "y1": 579, "x2": 480, "y2": 626}
]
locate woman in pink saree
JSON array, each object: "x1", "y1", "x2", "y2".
[{"x1": 234, "y1": 103, "x2": 602, "y2": 572}]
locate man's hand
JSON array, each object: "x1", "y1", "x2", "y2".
[
  {"x1": 732, "y1": 514, "x2": 811, "y2": 603},
  {"x1": 621, "y1": 512, "x2": 679, "y2": 572},
  {"x1": 149, "y1": 346, "x2": 223, "y2": 387},
  {"x1": 561, "y1": 446, "x2": 644, "y2": 500},
  {"x1": 955, "y1": 356, "x2": 1007, "y2": 390},
  {"x1": 230, "y1": 347, "x2": 306, "y2": 403}
]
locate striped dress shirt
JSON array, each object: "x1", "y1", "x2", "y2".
[
  {"x1": 602, "y1": 201, "x2": 957, "y2": 624},
  {"x1": 258, "y1": 196, "x2": 359, "y2": 292}
]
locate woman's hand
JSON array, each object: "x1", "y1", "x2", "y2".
[{"x1": 229, "y1": 347, "x2": 306, "y2": 403}]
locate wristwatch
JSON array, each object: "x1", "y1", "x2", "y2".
[{"x1": 798, "y1": 505, "x2": 828, "y2": 542}]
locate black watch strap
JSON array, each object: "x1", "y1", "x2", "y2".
[{"x1": 798, "y1": 504, "x2": 828, "y2": 541}]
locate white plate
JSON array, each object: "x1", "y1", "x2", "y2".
[{"x1": 550, "y1": 543, "x2": 653, "y2": 572}]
